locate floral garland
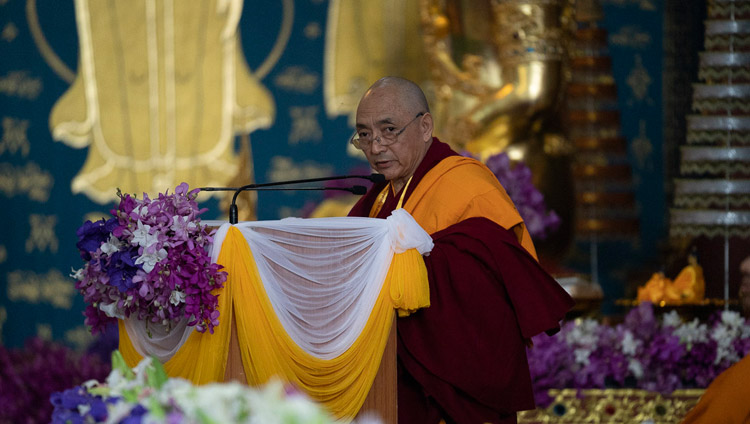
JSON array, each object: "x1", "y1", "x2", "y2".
[
  {"x1": 527, "y1": 303, "x2": 750, "y2": 406},
  {"x1": 73, "y1": 183, "x2": 227, "y2": 335},
  {"x1": 0, "y1": 337, "x2": 112, "y2": 424},
  {"x1": 463, "y1": 151, "x2": 560, "y2": 240},
  {"x1": 50, "y1": 351, "x2": 345, "y2": 424}
]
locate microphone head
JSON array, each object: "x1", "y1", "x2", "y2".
[
  {"x1": 350, "y1": 185, "x2": 368, "y2": 195},
  {"x1": 369, "y1": 173, "x2": 386, "y2": 183}
]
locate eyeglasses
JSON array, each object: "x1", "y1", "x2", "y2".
[{"x1": 350, "y1": 112, "x2": 425, "y2": 150}]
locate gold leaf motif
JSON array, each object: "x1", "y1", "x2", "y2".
[
  {"x1": 626, "y1": 55, "x2": 653, "y2": 104},
  {"x1": 266, "y1": 156, "x2": 333, "y2": 183},
  {"x1": 25, "y1": 214, "x2": 58, "y2": 254},
  {"x1": 7, "y1": 269, "x2": 76, "y2": 309},
  {"x1": 289, "y1": 106, "x2": 323, "y2": 144},
  {"x1": 1, "y1": 22, "x2": 18, "y2": 42},
  {"x1": 36, "y1": 323, "x2": 52, "y2": 340},
  {"x1": 0, "y1": 71, "x2": 42, "y2": 100},
  {"x1": 1, "y1": 116, "x2": 31, "y2": 156},
  {"x1": 0, "y1": 162, "x2": 53, "y2": 201},
  {"x1": 64, "y1": 325, "x2": 96, "y2": 352},
  {"x1": 274, "y1": 66, "x2": 320, "y2": 94},
  {"x1": 631, "y1": 120, "x2": 653, "y2": 169},
  {"x1": 304, "y1": 22, "x2": 322, "y2": 39}
]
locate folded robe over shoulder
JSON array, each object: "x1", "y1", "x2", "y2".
[
  {"x1": 399, "y1": 217, "x2": 574, "y2": 423},
  {"x1": 349, "y1": 139, "x2": 574, "y2": 423}
]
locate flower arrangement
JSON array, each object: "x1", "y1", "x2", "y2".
[
  {"x1": 527, "y1": 302, "x2": 750, "y2": 406},
  {"x1": 464, "y1": 151, "x2": 560, "y2": 240},
  {"x1": 0, "y1": 337, "x2": 112, "y2": 424},
  {"x1": 73, "y1": 183, "x2": 227, "y2": 335},
  {"x1": 50, "y1": 351, "x2": 342, "y2": 424}
]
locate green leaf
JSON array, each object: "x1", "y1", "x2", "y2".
[
  {"x1": 111, "y1": 350, "x2": 135, "y2": 379},
  {"x1": 146, "y1": 356, "x2": 169, "y2": 389}
]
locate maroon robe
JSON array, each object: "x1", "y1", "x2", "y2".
[{"x1": 349, "y1": 139, "x2": 574, "y2": 424}]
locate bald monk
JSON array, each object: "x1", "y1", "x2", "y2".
[
  {"x1": 348, "y1": 76, "x2": 575, "y2": 424},
  {"x1": 680, "y1": 256, "x2": 750, "y2": 424}
]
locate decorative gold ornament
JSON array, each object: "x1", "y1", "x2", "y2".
[
  {"x1": 518, "y1": 388, "x2": 704, "y2": 424},
  {"x1": 420, "y1": 0, "x2": 572, "y2": 159}
]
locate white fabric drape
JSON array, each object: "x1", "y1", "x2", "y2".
[
  {"x1": 126, "y1": 209, "x2": 432, "y2": 362},
  {"x1": 124, "y1": 316, "x2": 194, "y2": 363},
  {"x1": 211, "y1": 209, "x2": 432, "y2": 359}
]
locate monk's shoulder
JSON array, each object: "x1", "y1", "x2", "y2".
[{"x1": 429, "y1": 157, "x2": 502, "y2": 198}]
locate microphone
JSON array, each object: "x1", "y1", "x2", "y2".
[
  {"x1": 200, "y1": 173, "x2": 384, "y2": 191},
  {"x1": 225, "y1": 174, "x2": 384, "y2": 224},
  {"x1": 247, "y1": 186, "x2": 368, "y2": 195},
  {"x1": 202, "y1": 186, "x2": 367, "y2": 194}
]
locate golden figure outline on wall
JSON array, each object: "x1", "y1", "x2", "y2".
[{"x1": 38, "y1": 0, "x2": 294, "y2": 204}]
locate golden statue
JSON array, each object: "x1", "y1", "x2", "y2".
[{"x1": 419, "y1": 0, "x2": 572, "y2": 160}]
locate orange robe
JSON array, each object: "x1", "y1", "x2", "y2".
[
  {"x1": 681, "y1": 354, "x2": 750, "y2": 424},
  {"x1": 350, "y1": 138, "x2": 573, "y2": 424}
]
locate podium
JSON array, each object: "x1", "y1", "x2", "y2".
[
  {"x1": 224, "y1": 314, "x2": 398, "y2": 423},
  {"x1": 118, "y1": 213, "x2": 432, "y2": 423}
]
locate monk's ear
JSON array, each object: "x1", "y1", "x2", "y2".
[{"x1": 420, "y1": 112, "x2": 434, "y2": 142}]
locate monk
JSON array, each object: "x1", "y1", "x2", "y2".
[
  {"x1": 680, "y1": 256, "x2": 750, "y2": 424},
  {"x1": 348, "y1": 76, "x2": 575, "y2": 423}
]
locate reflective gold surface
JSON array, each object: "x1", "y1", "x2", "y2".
[
  {"x1": 518, "y1": 388, "x2": 704, "y2": 424},
  {"x1": 420, "y1": 0, "x2": 571, "y2": 159}
]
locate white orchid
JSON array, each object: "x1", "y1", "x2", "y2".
[
  {"x1": 130, "y1": 220, "x2": 158, "y2": 248},
  {"x1": 135, "y1": 246, "x2": 168, "y2": 273}
]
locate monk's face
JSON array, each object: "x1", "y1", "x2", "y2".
[{"x1": 355, "y1": 86, "x2": 432, "y2": 193}]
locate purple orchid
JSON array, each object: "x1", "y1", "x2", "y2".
[
  {"x1": 73, "y1": 183, "x2": 227, "y2": 335},
  {"x1": 527, "y1": 303, "x2": 750, "y2": 407}
]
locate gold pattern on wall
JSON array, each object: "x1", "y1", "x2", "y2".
[
  {"x1": 0, "y1": 245, "x2": 6, "y2": 263},
  {"x1": 304, "y1": 22, "x2": 322, "y2": 39},
  {"x1": 1, "y1": 116, "x2": 31, "y2": 156},
  {"x1": 274, "y1": 66, "x2": 319, "y2": 94},
  {"x1": 49, "y1": 0, "x2": 275, "y2": 204},
  {"x1": 626, "y1": 54, "x2": 653, "y2": 105},
  {"x1": 610, "y1": 25, "x2": 651, "y2": 49},
  {"x1": 2, "y1": 22, "x2": 18, "y2": 42},
  {"x1": 36, "y1": 323, "x2": 52, "y2": 340},
  {"x1": 267, "y1": 156, "x2": 333, "y2": 183},
  {"x1": 631, "y1": 119, "x2": 653, "y2": 170},
  {"x1": 7, "y1": 269, "x2": 77, "y2": 309},
  {"x1": 0, "y1": 71, "x2": 42, "y2": 99},
  {"x1": 289, "y1": 106, "x2": 323, "y2": 144},
  {"x1": 25, "y1": 214, "x2": 58, "y2": 253},
  {"x1": 64, "y1": 325, "x2": 96, "y2": 351},
  {"x1": 0, "y1": 162, "x2": 54, "y2": 201}
]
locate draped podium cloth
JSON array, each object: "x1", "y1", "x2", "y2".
[
  {"x1": 118, "y1": 209, "x2": 434, "y2": 420},
  {"x1": 349, "y1": 138, "x2": 575, "y2": 424}
]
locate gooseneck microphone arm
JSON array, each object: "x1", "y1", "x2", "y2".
[{"x1": 227, "y1": 173, "x2": 385, "y2": 224}]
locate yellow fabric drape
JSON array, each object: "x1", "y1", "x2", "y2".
[
  {"x1": 118, "y1": 239, "x2": 236, "y2": 383},
  {"x1": 404, "y1": 155, "x2": 538, "y2": 258},
  {"x1": 119, "y1": 224, "x2": 429, "y2": 419}
]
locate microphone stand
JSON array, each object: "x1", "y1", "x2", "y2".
[{"x1": 226, "y1": 174, "x2": 384, "y2": 224}]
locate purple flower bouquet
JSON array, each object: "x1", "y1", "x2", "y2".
[
  {"x1": 527, "y1": 303, "x2": 750, "y2": 406},
  {"x1": 72, "y1": 183, "x2": 227, "y2": 335}
]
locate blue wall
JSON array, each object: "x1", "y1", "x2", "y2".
[{"x1": 0, "y1": 0, "x2": 673, "y2": 347}]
